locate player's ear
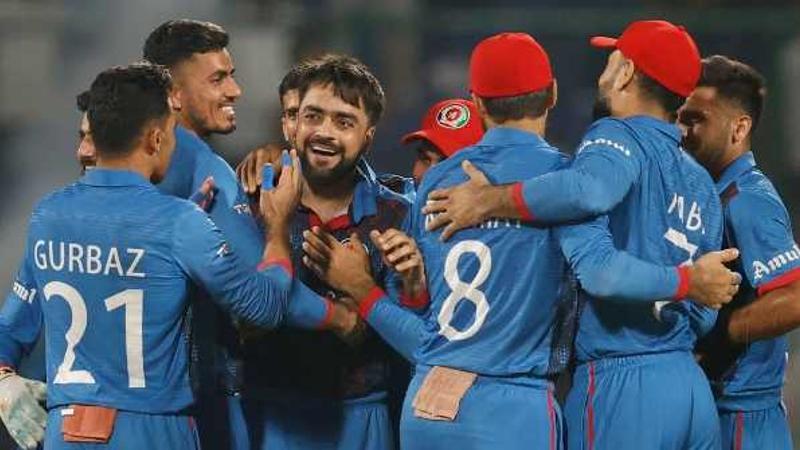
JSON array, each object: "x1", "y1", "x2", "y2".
[
  {"x1": 548, "y1": 79, "x2": 558, "y2": 109},
  {"x1": 364, "y1": 126, "x2": 376, "y2": 150},
  {"x1": 731, "y1": 114, "x2": 752, "y2": 146},
  {"x1": 615, "y1": 57, "x2": 636, "y2": 92},
  {"x1": 472, "y1": 94, "x2": 490, "y2": 124},
  {"x1": 146, "y1": 125, "x2": 162, "y2": 156}
]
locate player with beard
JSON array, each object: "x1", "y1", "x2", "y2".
[
  {"x1": 237, "y1": 56, "x2": 423, "y2": 450},
  {"x1": 419, "y1": 21, "x2": 737, "y2": 449},
  {"x1": 684, "y1": 56, "x2": 799, "y2": 450}
]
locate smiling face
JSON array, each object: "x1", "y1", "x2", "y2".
[
  {"x1": 295, "y1": 83, "x2": 374, "y2": 186},
  {"x1": 171, "y1": 49, "x2": 241, "y2": 136}
]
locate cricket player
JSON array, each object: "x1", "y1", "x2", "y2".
[
  {"x1": 0, "y1": 63, "x2": 300, "y2": 449},
  {"x1": 401, "y1": 98, "x2": 484, "y2": 184},
  {"x1": 237, "y1": 55, "x2": 423, "y2": 450},
  {"x1": 683, "y1": 55, "x2": 799, "y2": 450},
  {"x1": 142, "y1": 19, "x2": 277, "y2": 450},
  {"x1": 302, "y1": 32, "x2": 740, "y2": 450},
  {"x1": 421, "y1": 21, "x2": 737, "y2": 449}
]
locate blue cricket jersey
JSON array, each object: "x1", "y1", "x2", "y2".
[
  {"x1": 704, "y1": 152, "x2": 799, "y2": 411},
  {"x1": 240, "y1": 167, "x2": 418, "y2": 399},
  {"x1": 0, "y1": 169, "x2": 290, "y2": 414},
  {"x1": 516, "y1": 116, "x2": 722, "y2": 360},
  {"x1": 363, "y1": 126, "x2": 712, "y2": 375}
]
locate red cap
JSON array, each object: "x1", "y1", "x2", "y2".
[
  {"x1": 402, "y1": 99, "x2": 484, "y2": 157},
  {"x1": 469, "y1": 32, "x2": 553, "y2": 98},
  {"x1": 590, "y1": 20, "x2": 701, "y2": 97}
]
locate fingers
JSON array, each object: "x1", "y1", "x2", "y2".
[
  {"x1": 425, "y1": 188, "x2": 451, "y2": 203},
  {"x1": 23, "y1": 380, "x2": 46, "y2": 403},
  {"x1": 261, "y1": 164, "x2": 275, "y2": 192},
  {"x1": 395, "y1": 254, "x2": 422, "y2": 273},
  {"x1": 425, "y1": 210, "x2": 451, "y2": 232},
  {"x1": 731, "y1": 271, "x2": 742, "y2": 285},
  {"x1": 303, "y1": 255, "x2": 325, "y2": 278},
  {"x1": 439, "y1": 222, "x2": 458, "y2": 242},
  {"x1": 290, "y1": 149, "x2": 302, "y2": 192},
  {"x1": 715, "y1": 248, "x2": 740, "y2": 263},
  {"x1": 199, "y1": 176, "x2": 215, "y2": 195},
  {"x1": 421, "y1": 199, "x2": 448, "y2": 216},
  {"x1": 462, "y1": 160, "x2": 489, "y2": 184},
  {"x1": 303, "y1": 229, "x2": 332, "y2": 263},
  {"x1": 386, "y1": 244, "x2": 416, "y2": 264},
  {"x1": 236, "y1": 155, "x2": 255, "y2": 194}
]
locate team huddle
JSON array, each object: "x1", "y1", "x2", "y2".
[{"x1": 0, "y1": 16, "x2": 796, "y2": 450}]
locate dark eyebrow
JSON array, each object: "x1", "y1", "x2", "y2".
[{"x1": 334, "y1": 111, "x2": 358, "y2": 122}]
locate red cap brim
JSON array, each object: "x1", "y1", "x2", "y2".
[
  {"x1": 401, "y1": 130, "x2": 428, "y2": 145},
  {"x1": 590, "y1": 36, "x2": 618, "y2": 48}
]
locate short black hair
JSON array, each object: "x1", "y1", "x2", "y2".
[
  {"x1": 636, "y1": 72, "x2": 685, "y2": 120},
  {"x1": 479, "y1": 85, "x2": 554, "y2": 123},
  {"x1": 296, "y1": 55, "x2": 385, "y2": 126},
  {"x1": 143, "y1": 19, "x2": 229, "y2": 68},
  {"x1": 76, "y1": 90, "x2": 90, "y2": 113},
  {"x1": 279, "y1": 54, "x2": 361, "y2": 107},
  {"x1": 699, "y1": 55, "x2": 767, "y2": 133},
  {"x1": 87, "y1": 63, "x2": 172, "y2": 157}
]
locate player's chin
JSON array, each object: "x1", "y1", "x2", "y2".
[{"x1": 212, "y1": 120, "x2": 237, "y2": 135}]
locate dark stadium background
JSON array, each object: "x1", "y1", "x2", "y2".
[{"x1": 1, "y1": 0, "x2": 799, "y2": 447}]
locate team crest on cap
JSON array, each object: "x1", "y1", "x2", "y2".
[{"x1": 436, "y1": 103, "x2": 470, "y2": 130}]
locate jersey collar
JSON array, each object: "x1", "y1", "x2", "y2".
[
  {"x1": 299, "y1": 161, "x2": 379, "y2": 229},
  {"x1": 715, "y1": 151, "x2": 756, "y2": 194},
  {"x1": 626, "y1": 115, "x2": 682, "y2": 142},
  {"x1": 79, "y1": 168, "x2": 153, "y2": 187},
  {"x1": 478, "y1": 126, "x2": 548, "y2": 148}
]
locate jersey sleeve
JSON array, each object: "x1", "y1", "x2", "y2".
[
  {"x1": 728, "y1": 190, "x2": 800, "y2": 294},
  {"x1": 286, "y1": 279, "x2": 334, "y2": 329},
  {"x1": 515, "y1": 119, "x2": 643, "y2": 223},
  {"x1": 358, "y1": 287, "x2": 428, "y2": 362},
  {"x1": 0, "y1": 251, "x2": 44, "y2": 368},
  {"x1": 172, "y1": 206, "x2": 290, "y2": 328},
  {"x1": 555, "y1": 216, "x2": 681, "y2": 301}
]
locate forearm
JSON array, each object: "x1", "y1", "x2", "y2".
[
  {"x1": 262, "y1": 221, "x2": 292, "y2": 268},
  {"x1": 517, "y1": 169, "x2": 622, "y2": 223},
  {"x1": 728, "y1": 284, "x2": 800, "y2": 343}
]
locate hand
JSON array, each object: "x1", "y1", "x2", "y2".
[
  {"x1": 302, "y1": 229, "x2": 376, "y2": 300},
  {"x1": 0, "y1": 372, "x2": 47, "y2": 450},
  {"x1": 236, "y1": 143, "x2": 285, "y2": 194},
  {"x1": 422, "y1": 160, "x2": 503, "y2": 241},
  {"x1": 259, "y1": 150, "x2": 302, "y2": 232},
  {"x1": 369, "y1": 229, "x2": 426, "y2": 296},
  {"x1": 189, "y1": 176, "x2": 216, "y2": 212},
  {"x1": 687, "y1": 248, "x2": 742, "y2": 308}
]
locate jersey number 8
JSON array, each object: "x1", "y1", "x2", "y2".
[{"x1": 438, "y1": 240, "x2": 492, "y2": 341}]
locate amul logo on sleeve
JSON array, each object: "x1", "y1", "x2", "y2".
[
  {"x1": 753, "y1": 243, "x2": 800, "y2": 281},
  {"x1": 436, "y1": 104, "x2": 470, "y2": 130}
]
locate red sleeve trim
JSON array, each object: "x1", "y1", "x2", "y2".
[
  {"x1": 316, "y1": 297, "x2": 335, "y2": 330},
  {"x1": 358, "y1": 286, "x2": 386, "y2": 321},
  {"x1": 757, "y1": 267, "x2": 800, "y2": 296},
  {"x1": 674, "y1": 266, "x2": 690, "y2": 300},
  {"x1": 400, "y1": 289, "x2": 430, "y2": 310},
  {"x1": 511, "y1": 182, "x2": 535, "y2": 221},
  {"x1": 257, "y1": 258, "x2": 294, "y2": 277}
]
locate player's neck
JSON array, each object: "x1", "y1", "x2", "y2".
[
  {"x1": 711, "y1": 146, "x2": 749, "y2": 180},
  {"x1": 95, "y1": 152, "x2": 154, "y2": 182},
  {"x1": 301, "y1": 176, "x2": 356, "y2": 223},
  {"x1": 488, "y1": 116, "x2": 547, "y2": 139},
  {"x1": 177, "y1": 115, "x2": 210, "y2": 140},
  {"x1": 613, "y1": 97, "x2": 672, "y2": 122}
]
